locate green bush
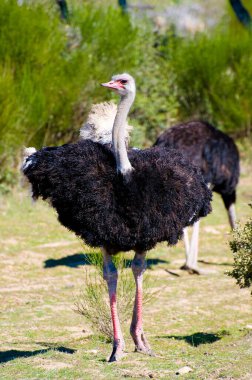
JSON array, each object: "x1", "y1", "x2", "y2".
[
  {"x1": 159, "y1": 26, "x2": 252, "y2": 135},
  {"x1": 75, "y1": 251, "x2": 153, "y2": 340},
  {"x1": 0, "y1": 1, "x2": 145, "y2": 185},
  {"x1": 228, "y1": 204, "x2": 252, "y2": 294},
  {"x1": 1, "y1": 1, "x2": 252, "y2": 188}
]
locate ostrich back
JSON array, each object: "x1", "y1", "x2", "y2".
[
  {"x1": 154, "y1": 121, "x2": 240, "y2": 199},
  {"x1": 23, "y1": 139, "x2": 212, "y2": 253}
]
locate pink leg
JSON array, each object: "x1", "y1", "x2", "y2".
[
  {"x1": 130, "y1": 252, "x2": 154, "y2": 356},
  {"x1": 102, "y1": 248, "x2": 125, "y2": 362}
]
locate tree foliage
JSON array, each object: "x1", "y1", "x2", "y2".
[
  {"x1": 1, "y1": 1, "x2": 252, "y2": 188},
  {"x1": 158, "y1": 27, "x2": 252, "y2": 136},
  {"x1": 0, "y1": 1, "x2": 144, "y2": 185}
]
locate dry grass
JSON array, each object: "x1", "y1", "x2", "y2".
[{"x1": 0, "y1": 161, "x2": 251, "y2": 379}]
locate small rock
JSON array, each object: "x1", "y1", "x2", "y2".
[
  {"x1": 90, "y1": 349, "x2": 98, "y2": 354},
  {"x1": 176, "y1": 366, "x2": 193, "y2": 375},
  {"x1": 246, "y1": 324, "x2": 252, "y2": 330},
  {"x1": 85, "y1": 349, "x2": 98, "y2": 354}
]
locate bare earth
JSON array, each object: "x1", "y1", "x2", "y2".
[{"x1": 0, "y1": 162, "x2": 251, "y2": 379}]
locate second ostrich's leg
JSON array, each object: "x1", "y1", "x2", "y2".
[
  {"x1": 183, "y1": 227, "x2": 190, "y2": 261},
  {"x1": 181, "y1": 221, "x2": 200, "y2": 274},
  {"x1": 227, "y1": 203, "x2": 237, "y2": 230},
  {"x1": 221, "y1": 192, "x2": 237, "y2": 230},
  {"x1": 190, "y1": 220, "x2": 200, "y2": 270},
  {"x1": 180, "y1": 227, "x2": 191, "y2": 271},
  {"x1": 102, "y1": 248, "x2": 125, "y2": 362},
  {"x1": 130, "y1": 252, "x2": 154, "y2": 355}
]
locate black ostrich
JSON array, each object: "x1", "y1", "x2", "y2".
[
  {"x1": 22, "y1": 74, "x2": 212, "y2": 362},
  {"x1": 154, "y1": 121, "x2": 240, "y2": 274}
]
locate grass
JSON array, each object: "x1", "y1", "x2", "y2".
[{"x1": 0, "y1": 161, "x2": 252, "y2": 379}]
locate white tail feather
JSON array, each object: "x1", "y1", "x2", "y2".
[
  {"x1": 21, "y1": 147, "x2": 37, "y2": 202},
  {"x1": 22, "y1": 147, "x2": 37, "y2": 171},
  {"x1": 23, "y1": 147, "x2": 36, "y2": 159},
  {"x1": 79, "y1": 101, "x2": 133, "y2": 146}
]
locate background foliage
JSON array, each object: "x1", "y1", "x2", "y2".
[{"x1": 1, "y1": 0, "x2": 252, "y2": 188}]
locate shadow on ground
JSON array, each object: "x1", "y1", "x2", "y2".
[
  {"x1": 198, "y1": 260, "x2": 232, "y2": 267},
  {"x1": 44, "y1": 253, "x2": 93, "y2": 268},
  {"x1": 0, "y1": 345, "x2": 76, "y2": 364},
  {"x1": 159, "y1": 332, "x2": 226, "y2": 346},
  {"x1": 124, "y1": 258, "x2": 169, "y2": 269},
  {"x1": 44, "y1": 253, "x2": 169, "y2": 269}
]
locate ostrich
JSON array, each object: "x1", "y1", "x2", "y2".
[
  {"x1": 22, "y1": 74, "x2": 212, "y2": 362},
  {"x1": 154, "y1": 121, "x2": 240, "y2": 274}
]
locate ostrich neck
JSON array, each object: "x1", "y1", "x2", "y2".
[{"x1": 112, "y1": 92, "x2": 135, "y2": 176}]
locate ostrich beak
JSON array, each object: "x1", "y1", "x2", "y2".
[{"x1": 101, "y1": 80, "x2": 122, "y2": 90}]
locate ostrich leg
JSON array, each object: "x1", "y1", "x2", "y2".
[
  {"x1": 221, "y1": 192, "x2": 237, "y2": 230},
  {"x1": 181, "y1": 221, "x2": 200, "y2": 274},
  {"x1": 227, "y1": 203, "x2": 237, "y2": 230},
  {"x1": 102, "y1": 248, "x2": 125, "y2": 362},
  {"x1": 130, "y1": 252, "x2": 154, "y2": 355},
  {"x1": 189, "y1": 220, "x2": 200, "y2": 270},
  {"x1": 180, "y1": 228, "x2": 190, "y2": 270}
]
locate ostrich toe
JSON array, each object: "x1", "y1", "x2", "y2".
[
  {"x1": 180, "y1": 264, "x2": 201, "y2": 275},
  {"x1": 180, "y1": 264, "x2": 217, "y2": 275},
  {"x1": 131, "y1": 329, "x2": 155, "y2": 356},
  {"x1": 108, "y1": 339, "x2": 125, "y2": 362}
]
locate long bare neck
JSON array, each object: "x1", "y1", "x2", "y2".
[{"x1": 112, "y1": 92, "x2": 135, "y2": 176}]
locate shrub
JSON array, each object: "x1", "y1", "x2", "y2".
[
  {"x1": 0, "y1": 1, "x2": 146, "y2": 185},
  {"x1": 159, "y1": 25, "x2": 252, "y2": 136},
  {"x1": 228, "y1": 204, "x2": 252, "y2": 293},
  {"x1": 2, "y1": 1, "x2": 252, "y2": 188},
  {"x1": 75, "y1": 252, "x2": 154, "y2": 341}
]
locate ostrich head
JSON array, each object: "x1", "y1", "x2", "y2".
[{"x1": 101, "y1": 73, "x2": 136, "y2": 98}]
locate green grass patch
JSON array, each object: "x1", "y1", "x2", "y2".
[{"x1": 0, "y1": 162, "x2": 251, "y2": 378}]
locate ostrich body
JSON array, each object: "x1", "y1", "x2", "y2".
[
  {"x1": 154, "y1": 120, "x2": 240, "y2": 273},
  {"x1": 22, "y1": 74, "x2": 212, "y2": 361}
]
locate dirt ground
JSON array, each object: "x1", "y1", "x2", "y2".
[{"x1": 0, "y1": 162, "x2": 251, "y2": 379}]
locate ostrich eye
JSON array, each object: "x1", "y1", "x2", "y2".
[{"x1": 120, "y1": 80, "x2": 128, "y2": 85}]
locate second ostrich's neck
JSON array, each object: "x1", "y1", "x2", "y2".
[{"x1": 112, "y1": 92, "x2": 134, "y2": 176}]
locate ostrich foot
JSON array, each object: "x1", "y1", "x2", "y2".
[
  {"x1": 180, "y1": 264, "x2": 201, "y2": 275},
  {"x1": 131, "y1": 330, "x2": 155, "y2": 356},
  {"x1": 180, "y1": 264, "x2": 216, "y2": 275},
  {"x1": 108, "y1": 339, "x2": 125, "y2": 362},
  {"x1": 135, "y1": 345, "x2": 155, "y2": 356}
]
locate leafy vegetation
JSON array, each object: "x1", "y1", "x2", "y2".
[
  {"x1": 1, "y1": 0, "x2": 252, "y2": 189},
  {"x1": 161, "y1": 26, "x2": 252, "y2": 135},
  {"x1": 74, "y1": 253, "x2": 136, "y2": 341},
  {"x1": 75, "y1": 252, "x2": 154, "y2": 340},
  {"x1": 228, "y1": 203, "x2": 252, "y2": 292},
  {"x1": 0, "y1": 1, "x2": 145, "y2": 186}
]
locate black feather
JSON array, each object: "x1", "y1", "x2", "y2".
[
  {"x1": 154, "y1": 121, "x2": 239, "y2": 210},
  {"x1": 23, "y1": 139, "x2": 212, "y2": 253}
]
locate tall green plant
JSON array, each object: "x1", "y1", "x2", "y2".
[
  {"x1": 160, "y1": 26, "x2": 252, "y2": 135},
  {"x1": 75, "y1": 251, "x2": 154, "y2": 341},
  {"x1": 0, "y1": 1, "x2": 145, "y2": 186}
]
